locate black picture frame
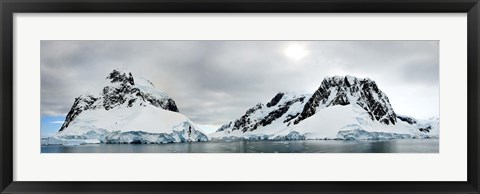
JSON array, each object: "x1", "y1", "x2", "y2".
[{"x1": 1, "y1": 0, "x2": 479, "y2": 193}]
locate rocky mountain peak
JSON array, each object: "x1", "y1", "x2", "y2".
[
  {"x1": 59, "y1": 69, "x2": 179, "y2": 131},
  {"x1": 106, "y1": 69, "x2": 135, "y2": 85},
  {"x1": 212, "y1": 75, "x2": 438, "y2": 140},
  {"x1": 294, "y1": 75, "x2": 396, "y2": 125}
]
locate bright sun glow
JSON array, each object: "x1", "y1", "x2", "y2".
[{"x1": 284, "y1": 44, "x2": 309, "y2": 61}]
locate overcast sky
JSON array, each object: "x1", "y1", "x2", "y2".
[{"x1": 41, "y1": 40, "x2": 439, "y2": 133}]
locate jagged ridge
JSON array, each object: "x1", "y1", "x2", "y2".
[
  {"x1": 294, "y1": 75, "x2": 397, "y2": 125},
  {"x1": 216, "y1": 92, "x2": 308, "y2": 133},
  {"x1": 216, "y1": 75, "x2": 398, "y2": 135}
]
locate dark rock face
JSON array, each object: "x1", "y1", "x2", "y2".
[
  {"x1": 397, "y1": 115, "x2": 417, "y2": 125},
  {"x1": 233, "y1": 103, "x2": 264, "y2": 133},
  {"x1": 397, "y1": 115, "x2": 434, "y2": 133},
  {"x1": 135, "y1": 90, "x2": 179, "y2": 112},
  {"x1": 59, "y1": 70, "x2": 179, "y2": 132},
  {"x1": 294, "y1": 76, "x2": 397, "y2": 125},
  {"x1": 293, "y1": 86, "x2": 330, "y2": 125},
  {"x1": 257, "y1": 97, "x2": 304, "y2": 128},
  {"x1": 59, "y1": 95, "x2": 100, "y2": 131},
  {"x1": 419, "y1": 126, "x2": 431, "y2": 133},
  {"x1": 217, "y1": 122, "x2": 232, "y2": 132},
  {"x1": 107, "y1": 70, "x2": 135, "y2": 85},
  {"x1": 266, "y1": 92, "x2": 284, "y2": 107}
]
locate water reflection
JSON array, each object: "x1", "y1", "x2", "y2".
[{"x1": 41, "y1": 139, "x2": 439, "y2": 153}]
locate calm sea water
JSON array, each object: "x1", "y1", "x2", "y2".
[{"x1": 41, "y1": 139, "x2": 438, "y2": 153}]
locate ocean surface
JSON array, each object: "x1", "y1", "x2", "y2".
[{"x1": 41, "y1": 139, "x2": 439, "y2": 153}]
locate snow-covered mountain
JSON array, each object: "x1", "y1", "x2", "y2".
[
  {"x1": 45, "y1": 69, "x2": 208, "y2": 145},
  {"x1": 210, "y1": 75, "x2": 439, "y2": 140}
]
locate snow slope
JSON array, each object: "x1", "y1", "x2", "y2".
[
  {"x1": 290, "y1": 104, "x2": 438, "y2": 140},
  {"x1": 211, "y1": 104, "x2": 438, "y2": 140}
]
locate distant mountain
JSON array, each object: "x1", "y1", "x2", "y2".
[
  {"x1": 211, "y1": 75, "x2": 438, "y2": 140},
  {"x1": 46, "y1": 69, "x2": 208, "y2": 145}
]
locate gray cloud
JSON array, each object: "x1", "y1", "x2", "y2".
[{"x1": 41, "y1": 40, "x2": 439, "y2": 127}]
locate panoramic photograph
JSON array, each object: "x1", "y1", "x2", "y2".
[{"x1": 40, "y1": 40, "x2": 439, "y2": 153}]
